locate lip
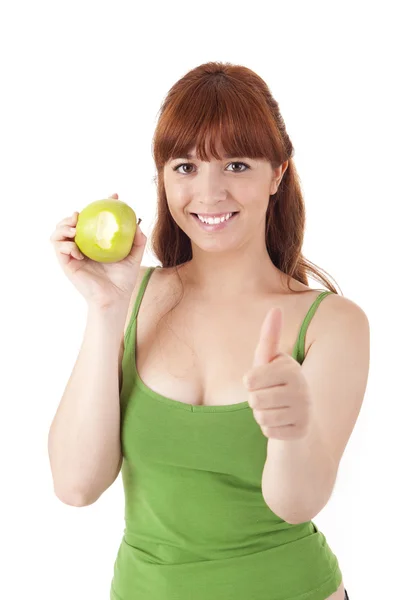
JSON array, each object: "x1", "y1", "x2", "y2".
[{"x1": 191, "y1": 211, "x2": 239, "y2": 232}]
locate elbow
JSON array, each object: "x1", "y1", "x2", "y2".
[
  {"x1": 54, "y1": 487, "x2": 100, "y2": 507},
  {"x1": 50, "y1": 457, "x2": 122, "y2": 507},
  {"x1": 283, "y1": 513, "x2": 316, "y2": 525},
  {"x1": 263, "y1": 496, "x2": 329, "y2": 525},
  {"x1": 262, "y1": 477, "x2": 336, "y2": 525},
  {"x1": 269, "y1": 506, "x2": 311, "y2": 525},
  {"x1": 267, "y1": 505, "x2": 317, "y2": 525}
]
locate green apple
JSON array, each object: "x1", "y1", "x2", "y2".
[{"x1": 75, "y1": 199, "x2": 137, "y2": 263}]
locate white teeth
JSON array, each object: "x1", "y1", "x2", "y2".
[{"x1": 197, "y1": 212, "x2": 233, "y2": 224}]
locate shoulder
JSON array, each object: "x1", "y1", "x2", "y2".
[
  {"x1": 123, "y1": 265, "x2": 153, "y2": 334},
  {"x1": 299, "y1": 290, "x2": 369, "y2": 360},
  {"x1": 310, "y1": 292, "x2": 370, "y2": 352},
  {"x1": 318, "y1": 293, "x2": 369, "y2": 328},
  {"x1": 133, "y1": 264, "x2": 153, "y2": 295}
]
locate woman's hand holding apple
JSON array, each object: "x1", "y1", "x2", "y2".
[{"x1": 49, "y1": 193, "x2": 147, "y2": 309}]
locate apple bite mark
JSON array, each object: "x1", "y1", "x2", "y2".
[{"x1": 95, "y1": 211, "x2": 119, "y2": 249}]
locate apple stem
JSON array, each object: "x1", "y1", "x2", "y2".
[{"x1": 137, "y1": 218, "x2": 142, "y2": 226}]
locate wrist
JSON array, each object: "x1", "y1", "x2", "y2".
[{"x1": 86, "y1": 302, "x2": 130, "y2": 329}]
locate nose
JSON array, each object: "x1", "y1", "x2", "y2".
[{"x1": 195, "y1": 167, "x2": 228, "y2": 205}]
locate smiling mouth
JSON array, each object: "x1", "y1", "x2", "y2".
[
  {"x1": 189, "y1": 212, "x2": 240, "y2": 230},
  {"x1": 190, "y1": 212, "x2": 239, "y2": 219}
]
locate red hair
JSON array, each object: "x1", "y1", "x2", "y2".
[{"x1": 149, "y1": 61, "x2": 341, "y2": 296}]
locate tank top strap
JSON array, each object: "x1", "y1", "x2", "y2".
[
  {"x1": 293, "y1": 290, "x2": 335, "y2": 364},
  {"x1": 132, "y1": 266, "x2": 158, "y2": 321},
  {"x1": 127, "y1": 271, "x2": 334, "y2": 366}
]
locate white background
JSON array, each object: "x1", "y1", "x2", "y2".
[{"x1": 1, "y1": 1, "x2": 398, "y2": 598}]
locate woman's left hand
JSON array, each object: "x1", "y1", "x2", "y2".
[{"x1": 242, "y1": 307, "x2": 312, "y2": 441}]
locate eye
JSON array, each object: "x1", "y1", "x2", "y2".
[
  {"x1": 227, "y1": 162, "x2": 250, "y2": 172},
  {"x1": 172, "y1": 161, "x2": 250, "y2": 174},
  {"x1": 173, "y1": 162, "x2": 195, "y2": 174}
]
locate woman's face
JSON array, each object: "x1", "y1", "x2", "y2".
[{"x1": 163, "y1": 140, "x2": 287, "y2": 250}]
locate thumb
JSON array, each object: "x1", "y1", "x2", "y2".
[
  {"x1": 253, "y1": 307, "x2": 283, "y2": 367},
  {"x1": 124, "y1": 219, "x2": 147, "y2": 265},
  {"x1": 133, "y1": 220, "x2": 147, "y2": 248}
]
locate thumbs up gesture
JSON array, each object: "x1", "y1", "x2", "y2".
[{"x1": 243, "y1": 307, "x2": 312, "y2": 441}]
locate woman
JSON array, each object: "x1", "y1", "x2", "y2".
[{"x1": 49, "y1": 61, "x2": 369, "y2": 599}]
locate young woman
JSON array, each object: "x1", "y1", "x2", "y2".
[{"x1": 48, "y1": 61, "x2": 369, "y2": 600}]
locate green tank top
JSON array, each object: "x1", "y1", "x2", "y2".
[{"x1": 111, "y1": 266, "x2": 343, "y2": 600}]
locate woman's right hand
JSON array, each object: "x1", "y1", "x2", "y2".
[{"x1": 50, "y1": 193, "x2": 147, "y2": 309}]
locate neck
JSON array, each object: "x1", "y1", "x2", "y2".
[{"x1": 179, "y1": 253, "x2": 288, "y2": 300}]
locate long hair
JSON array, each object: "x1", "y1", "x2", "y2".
[{"x1": 148, "y1": 61, "x2": 341, "y2": 319}]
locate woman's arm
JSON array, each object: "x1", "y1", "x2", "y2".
[{"x1": 262, "y1": 297, "x2": 370, "y2": 524}]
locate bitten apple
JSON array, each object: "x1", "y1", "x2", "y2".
[{"x1": 74, "y1": 199, "x2": 137, "y2": 263}]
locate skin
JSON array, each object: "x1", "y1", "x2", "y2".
[{"x1": 163, "y1": 139, "x2": 289, "y2": 297}]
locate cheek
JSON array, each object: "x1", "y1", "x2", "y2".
[
  {"x1": 166, "y1": 197, "x2": 191, "y2": 226},
  {"x1": 168, "y1": 190, "x2": 192, "y2": 215},
  {"x1": 167, "y1": 197, "x2": 188, "y2": 215},
  {"x1": 235, "y1": 182, "x2": 265, "y2": 204}
]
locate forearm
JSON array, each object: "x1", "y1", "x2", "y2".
[{"x1": 261, "y1": 416, "x2": 337, "y2": 524}]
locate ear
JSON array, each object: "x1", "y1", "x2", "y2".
[{"x1": 271, "y1": 160, "x2": 289, "y2": 194}]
